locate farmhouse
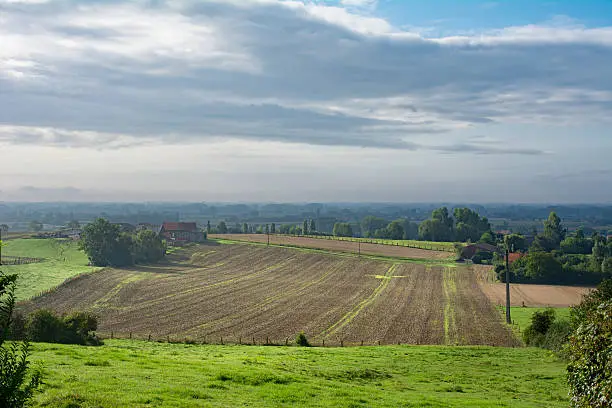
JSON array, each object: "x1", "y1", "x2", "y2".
[
  {"x1": 159, "y1": 222, "x2": 205, "y2": 245},
  {"x1": 460, "y1": 243, "x2": 500, "y2": 260}
]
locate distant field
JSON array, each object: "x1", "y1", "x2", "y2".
[
  {"x1": 298, "y1": 235, "x2": 459, "y2": 252},
  {"x1": 22, "y1": 243, "x2": 518, "y2": 346},
  {"x1": 480, "y1": 282, "x2": 591, "y2": 307},
  {"x1": 30, "y1": 340, "x2": 568, "y2": 408},
  {"x1": 209, "y1": 234, "x2": 453, "y2": 261},
  {"x1": 1, "y1": 238, "x2": 97, "y2": 300}
]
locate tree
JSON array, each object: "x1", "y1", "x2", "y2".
[
  {"x1": 419, "y1": 207, "x2": 454, "y2": 242},
  {"x1": 242, "y1": 223, "x2": 249, "y2": 234},
  {"x1": 0, "y1": 255, "x2": 42, "y2": 406},
  {"x1": 543, "y1": 212, "x2": 566, "y2": 250},
  {"x1": 265, "y1": 224, "x2": 270, "y2": 235},
  {"x1": 66, "y1": 220, "x2": 80, "y2": 229},
  {"x1": 478, "y1": 231, "x2": 496, "y2": 245},
  {"x1": 361, "y1": 216, "x2": 387, "y2": 238},
  {"x1": 133, "y1": 230, "x2": 165, "y2": 264},
  {"x1": 524, "y1": 252, "x2": 562, "y2": 282},
  {"x1": 206, "y1": 221, "x2": 211, "y2": 234},
  {"x1": 333, "y1": 223, "x2": 353, "y2": 237},
  {"x1": 79, "y1": 218, "x2": 132, "y2": 267},
  {"x1": 28, "y1": 221, "x2": 42, "y2": 232},
  {"x1": 385, "y1": 220, "x2": 405, "y2": 240},
  {"x1": 217, "y1": 221, "x2": 228, "y2": 234},
  {"x1": 0, "y1": 225, "x2": 8, "y2": 233},
  {"x1": 271, "y1": 223, "x2": 276, "y2": 234},
  {"x1": 566, "y1": 301, "x2": 612, "y2": 408},
  {"x1": 504, "y1": 234, "x2": 527, "y2": 252},
  {"x1": 309, "y1": 219, "x2": 316, "y2": 234},
  {"x1": 303, "y1": 220, "x2": 309, "y2": 236},
  {"x1": 454, "y1": 208, "x2": 491, "y2": 243}
]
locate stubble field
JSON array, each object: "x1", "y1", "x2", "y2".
[
  {"x1": 22, "y1": 242, "x2": 518, "y2": 346},
  {"x1": 209, "y1": 234, "x2": 452, "y2": 260}
]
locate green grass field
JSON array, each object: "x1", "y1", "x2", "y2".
[
  {"x1": 29, "y1": 340, "x2": 568, "y2": 408},
  {"x1": 509, "y1": 307, "x2": 571, "y2": 332},
  {"x1": 1, "y1": 238, "x2": 97, "y2": 300}
]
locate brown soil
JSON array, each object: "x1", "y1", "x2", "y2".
[
  {"x1": 480, "y1": 283, "x2": 592, "y2": 307},
  {"x1": 21, "y1": 243, "x2": 518, "y2": 346}
]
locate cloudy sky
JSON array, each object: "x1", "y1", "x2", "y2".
[{"x1": 1, "y1": 0, "x2": 611, "y2": 203}]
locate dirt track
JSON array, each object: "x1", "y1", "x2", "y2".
[
  {"x1": 21, "y1": 243, "x2": 518, "y2": 346},
  {"x1": 210, "y1": 234, "x2": 451, "y2": 260}
]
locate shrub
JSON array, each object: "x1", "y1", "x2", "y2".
[
  {"x1": 523, "y1": 309, "x2": 556, "y2": 347},
  {"x1": 542, "y1": 319, "x2": 572, "y2": 354},
  {"x1": 566, "y1": 301, "x2": 612, "y2": 408},
  {"x1": 26, "y1": 309, "x2": 65, "y2": 343},
  {"x1": 570, "y1": 279, "x2": 612, "y2": 329},
  {"x1": 295, "y1": 332, "x2": 310, "y2": 347},
  {"x1": 26, "y1": 309, "x2": 102, "y2": 346},
  {"x1": 0, "y1": 272, "x2": 42, "y2": 408}
]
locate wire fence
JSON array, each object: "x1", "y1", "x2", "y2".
[
  {"x1": 0, "y1": 256, "x2": 44, "y2": 265},
  {"x1": 95, "y1": 331, "x2": 424, "y2": 347},
  {"x1": 275, "y1": 234, "x2": 458, "y2": 252}
]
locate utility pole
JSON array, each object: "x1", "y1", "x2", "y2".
[
  {"x1": 505, "y1": 246, "x2": 511, "y2": 324},
  {"x1": 267, "y1": 231, "x2": 270, "y2": 246},
  {"x1": 358, "y1": 241, "x2": 361, "y2": 257}
]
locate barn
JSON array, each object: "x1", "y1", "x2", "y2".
[{"x1": 159, "y1": 222, "x2": 205, "y2": 246}]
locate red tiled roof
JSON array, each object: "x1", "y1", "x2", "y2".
[
  {"x1": 162, "y1": 222, "x2": 198, "y2": 232},
  {"x1": 508, "y1": 252, "x2": 524, "y2": 264}
]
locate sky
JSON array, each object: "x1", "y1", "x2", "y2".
[{"x1": 1, "y1": 0, "x2": 611, "y2": 203}]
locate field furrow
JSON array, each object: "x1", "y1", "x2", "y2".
[{"x1": 21, "y1": 243, "x2": 520, "y2": 346}]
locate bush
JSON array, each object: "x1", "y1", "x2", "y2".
[
  {"x1": 567, "y1": 301, "x2": 612, "y2": 408},
  {"x1": 523, "y1": 309, "x2": 556, "y2": 347},
  {"x1": 26, "y1": 309, "x2": 102, "y2": 346},
  {"x1": 570, "y1": 279, "x2": 612, "y2": 329},
  {"x1": 295, "y1": 332, "x2": 310, "y2": 347},
  {"x1": 472, "y1": 251, "x2": 493, "y2": 265},
  {"x1": 26, "y1": 310, "x2": 65, "y2": 343},
  {"x1": 542, "y1": 319, "x2": 572, "y2": 354}
]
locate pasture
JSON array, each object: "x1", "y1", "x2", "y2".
[
  {"x1": 209, "y1": 234, "x2": 453, "y2": 261},
  {"x1": 22, "y1": 242, "x2": 518, "y2": 346},
  {"x1": 1, "y1": 238, "x2": 97, "y2": 300},
  {"x1": 29, "y1": 340, "x2": 568, "y2": 408}
]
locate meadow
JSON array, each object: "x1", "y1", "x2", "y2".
[
  {"x1": 1, "y1": 238, "x2": 98, "y2": 300},
  {"x1": 29, "y1": 340, "x2": 569, "y2": 408}
]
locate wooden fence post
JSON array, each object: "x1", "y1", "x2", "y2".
[{"x1": 111, "y1": 331, "x2": 113, "y2": 339}]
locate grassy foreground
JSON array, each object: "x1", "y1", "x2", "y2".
[
  {"x1": 2, "y1": 238, "x2": 97, "y2": 300},
  {"x1": 30, "y1": 340, "x2": 568, "y2": 407}
]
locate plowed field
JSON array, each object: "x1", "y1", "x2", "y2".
[
  {"x1": 480, "y1": 282, "x2": 591, "y2": 307},
  {"x1": 22, "y1": 243, "x2": 518, "y2": 346},
  {"x1": 209, "y1": 234, "x2": 451, "y2": 260}
]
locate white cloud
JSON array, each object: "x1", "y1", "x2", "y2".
[{"x1": 0, "y1": 0, "x2": 611, "y2": 154}]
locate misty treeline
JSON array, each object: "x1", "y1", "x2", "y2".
[
  {"x1": 3, "y1": 202, "x2": 612, "y2": 235},
  {"x1": 80, "y1": 218, "x2": 165, "y2": 267}
]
